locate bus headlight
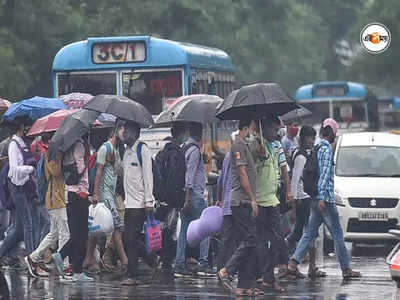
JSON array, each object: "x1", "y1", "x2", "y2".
[{"x1": 334, "y1": 190, "x2": 346, "y2": 207}]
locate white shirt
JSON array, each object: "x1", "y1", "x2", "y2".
[
  {"x1": 290, "y1": 151, "x2": 310, "y2": 200},
  {"x1": 8, "y1": 135, "x2": 34, "y2": 186},
  {"x1": 123, "y1": 141, "x2": 154, "y2": 209}
]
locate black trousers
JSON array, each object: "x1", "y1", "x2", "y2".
[
  {"x1": 216, "y1": 215, "x2": 235, "y2": 272},
  {"x1": 60, "y1": 192, "x2": 89, "y2": 274},
  {"x1": 124, "y1": 208, "x2": 156, "y2": 278},
  {"x1": 256, "y1": 206, "x2": 289, "y2": 283},
  {"x1": 286, "y1": 198, "x2": 312, "y2": 244},
  {"x1": 225, "y1": 205, "x2": 257, "y2": 289}
]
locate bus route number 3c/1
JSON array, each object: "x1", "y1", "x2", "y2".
[{"x1": 93, "y1": 42, "x2": 146, "y2": 64}]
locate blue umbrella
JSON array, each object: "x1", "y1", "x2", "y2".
[{"x1": 2, "y1": 96, "x2": 67, "y2": 122}]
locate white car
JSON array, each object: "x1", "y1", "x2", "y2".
[{"x1": 334, "y1": 132, "x2": 400, "y2": 243}]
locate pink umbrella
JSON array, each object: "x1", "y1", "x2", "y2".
[
  {"x1": 60, "y1": 93, "x2": 93, "y2": 109},
  {"x1": 27, "y1": 109, "x2": 101, "y2": 136}
]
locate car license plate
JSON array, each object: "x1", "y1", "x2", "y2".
[{"x1": 358, "y1": 211, "x2": 389, "y2": 221}]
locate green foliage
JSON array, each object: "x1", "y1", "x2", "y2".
[{"x1": 1, "y1": 0, "x2": 393, "y2": 102}]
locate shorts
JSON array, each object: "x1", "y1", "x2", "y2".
[{"x1": 100, "y1": 192, "x2": 124, "y2": 231}]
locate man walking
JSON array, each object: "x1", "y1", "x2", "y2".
[
  {"x1": 218, "y1": 119, "x2": 261, "y2": 296},
  {"x1": 254, "y1": 116, "x2": 289, "y2": 292},
  {"x1": 120, "y1": 121, "x2": 160, "y2": 286},
  {"x1": 175, "y1": 122, "x2": 212, "y2": 278},
  {"x1": 288, "y1": 118, "x2": 361, "y2": 280}
]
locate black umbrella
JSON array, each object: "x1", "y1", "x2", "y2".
[
  {"x1": 49, "y1": 109, "x2": 100, "y2": 159},
  {"x1": 281, "y1": 105, "x2": 312, "y2": 122},
  {"x1": 216, "y1": 83, "x2": 299, "y2": 120},
  {"x1": 154, "y1": 94, "x2": 222, "y2": 127},
  {"x1": 84, "y1": 94, "x2": 154, "y2": 127}
]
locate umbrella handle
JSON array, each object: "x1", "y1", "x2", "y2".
[{"x1": 259, "y1": 119, "x2": 265, "y2": 147}]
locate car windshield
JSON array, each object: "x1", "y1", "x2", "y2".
[{"x1": 336, "y1": 146, "x2": 400, "y2": 177}]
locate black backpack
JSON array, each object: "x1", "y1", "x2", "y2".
[
  {"x1": 153, "y1": 142, "x2": 186, "y2": 208},
  {"x1": 302, "y1": 145, "x2": 321, "y2": 198}
]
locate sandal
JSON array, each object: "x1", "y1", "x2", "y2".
[
  {"x1": 308, "y1": 268, "x2": 327, "y2": 278},
  {"x1": 342, "y1": 268, "x2": 361, "y2": 280},
  {"x1": 251, "y1": 287, "x2": 264, "y2": 296},
  {"x1": 234, "y1": 288, "x2": 256, "y2": 297},
  {"x1": 218, "y1": 269, "x2": 233, "y2": 291},
  {"x1": 287, "y1": 266, "x2": 306, "y2": 279},
  {"x1": 261, "y1": 282, "x2": 285, "y2": 292}
]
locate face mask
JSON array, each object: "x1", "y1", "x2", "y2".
[
  {"x1": 288, "y1": 126, "x2": 299, "y2": 137},
  {"x1": 178, "y1": 135, "x2": 187, "y2": 145}
]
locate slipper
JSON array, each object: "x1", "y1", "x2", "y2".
[
  {"x1": 234, "y1": 288, "x2": 256, "y2": 297},
  {"x1": 261, "y1": 282, "x2": 285, "y2": 293},
  {"x1": 308, "y1": 268, "x2": 327, "y2": 278},
  {"x1": 218, "y1": 269, "x2": 233, "y2": 291},
  {"x1": 251, "y1": 287, "x2": 265, "y2": 295},
  {"x1": 287, "y1": 267, "x2": 306, "y2": 279}
]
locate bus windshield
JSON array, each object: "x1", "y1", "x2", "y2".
[
  {"x1": 58, "y1": 72, "x2": 117, "y2": 96},
  {"x1": 122, "y1": 70, "x2": 183, "y2": 115}
]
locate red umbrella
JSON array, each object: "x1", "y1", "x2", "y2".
[
  {"x1": 0, "y1": 98, "x2": 11, "y2": 115},
  {"x1": 60, "y1": 93, "x2": 93, "y2": 109},
  {"x1": 27, "y1": 109, "x2": 101, "y2": 136}
]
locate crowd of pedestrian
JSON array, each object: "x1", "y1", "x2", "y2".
[{"x1": 0, "y1": 111, "x2": 361, "y2": 295}]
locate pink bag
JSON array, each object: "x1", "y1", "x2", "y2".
[{"x1": 144, "y1": 215, "x2": 163, "y2": 253}]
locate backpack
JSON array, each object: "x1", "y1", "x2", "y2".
[
  {"x1": 37, "y1": 154, "x2": 48, "y2": 205},
  {"x1": 0, "y1": 163, "x2": 14, "y2": 210},
  {"x1": 62, "y1": 142, "x2": 85, "y2": 186},
  {"x1": 88, "y1": 142, "x2": 112, "y2": 195},
  {"x1": 288, "y1": 148, "x2": 306, "y2": 179},
  {"x1": 152, "y1": 142, "x2": 186, "y2": 208},
  {"x1": 302, "y1": 145, "x2": 321, "y2": 198}
]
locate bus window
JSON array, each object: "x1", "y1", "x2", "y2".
[
  {"x1": 122, "y1": 71, "x2": 182, "y2": 115},
  {"x1": 57, "y1": 72, "x2": 117, "y2": 96}
]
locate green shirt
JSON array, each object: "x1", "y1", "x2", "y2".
[
  {"x1": 256, "y1": 140, "x2": 280, "y2": 207},
  {"x1": 96, "y1": 141, "x2": 121, "y2": 204}
]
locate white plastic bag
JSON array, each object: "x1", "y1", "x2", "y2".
[
  {"x1": 172, "y1": 213, "x2": 181, "y2": 242},
  {"x1": 88, "y1": 203, "x2": 114, "y2": 237}
]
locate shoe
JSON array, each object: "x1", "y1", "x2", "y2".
[
  {"x1": 197, "y1": 266, "x2": 216, "y2": 277},
  {"x1": 122, "y1": 278, "x2": 138, "y2": 286},
  {"x1": 72, "y1": 273, "x2": 94, "y2": 282},
  {"x1": 36, "y1": 266, "x2": 50, "y2": 277},
  {"x1": 174, "y1": 267, "x2": 193, "y2": 278},
  {"x1": 64, "y1": 265, "x2": 73, "y2": 276},
  {"x1": 52, "y1": 253, "x2": 65, "y2": 277},
  {"x1": 25, "y1": 256, "x2": 38, "y2": 278},
  {"x1": 218, "y1": 268, "x2": 233, "y2": 291},
  {"x1": 342, "y1": 268, "x2": 361, "y2": 280}
]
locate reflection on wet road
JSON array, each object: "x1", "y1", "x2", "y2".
[{"x1": 2, "y1": 246, "x2": 400, "y2": 299}]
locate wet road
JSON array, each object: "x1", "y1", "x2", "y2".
[{"x1": 2, "y1": 245, "x2": 400, "y2": 299}]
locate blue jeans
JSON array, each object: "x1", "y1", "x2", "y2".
[
  {"x1": 0, "y1": 208, "x2": 9, "y2": 239},
  {"x1": 291, "y1": 200, "x2": 350, "y2": 271},
  {"x1": 176, "y1": 192, "x2": 209, "y2": 269},
  {"x1": 10, "y1": 184, "x2": 35, "y2": 255},
  {"x1": 0, "y1": 209, "x2": 23, "y2": 258}
]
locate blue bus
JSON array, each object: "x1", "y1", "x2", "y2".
[
  {"x1": 295, "y1": 81, "x2": 379, "y2": 132},
  {"x1": 52, "y1": 36, "x2": 236, "y2": 160},
  {"x1": 52, "y1": 36, "x2": 235, "y2": 115}
]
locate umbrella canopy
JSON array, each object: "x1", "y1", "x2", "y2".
[
  {"x1": 84, "y1": 94, "x2": 154, "y2": 127},
  {"x1": 2, "y1": 96, "x2": 67, "y2": 122},
  {"x1": 27, "y1": 109, "x2": 102, "y2": 137},
  {"x1": 281, "y1": 105, "x2": 312, "y2": 123},
  {"x1": 49, "y1": 109, "x2": 100, "y2": 156},
  {"x1": 216, "y1": 83, "x2": 299, "y2": 120},
  {"x1": 60, "y1": 93, "x2": 93, "y2": 109},
  {"x1": 0, "y1": 98, "x2": 11, "y2": 115},
  {"x1": 154, "y1": 94, "x2": 222, "y2": 127}
]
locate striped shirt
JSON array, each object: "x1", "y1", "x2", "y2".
[{"x1": 317, "y1": 139, "x2": 335, "y2": 203}]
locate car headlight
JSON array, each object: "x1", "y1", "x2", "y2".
[{"x1": 334, "y1": 190, "x2": 346, "y2": 207}]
